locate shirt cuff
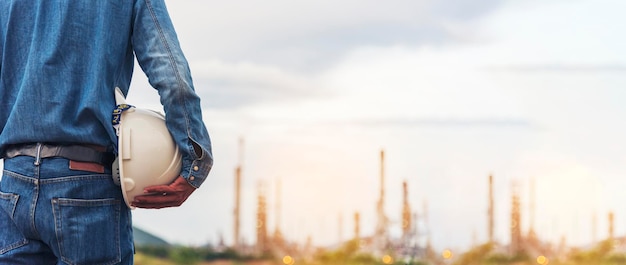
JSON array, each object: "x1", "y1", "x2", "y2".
[{"x1": 181, "y1": 151, "x2": 212, "y2": 188}]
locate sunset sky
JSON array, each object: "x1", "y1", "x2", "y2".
[{"x1": 3, "y1": 0, "x2": 626, "y2": 252}]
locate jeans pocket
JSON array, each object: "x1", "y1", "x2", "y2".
[
  {"x1": 53, "y1": 198, "x2": 121, "y2": 265},
  {"x1": 0, "y1": 191, "x2": 28, "y2": 254}
]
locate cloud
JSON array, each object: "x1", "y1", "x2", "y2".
[
  {"x1": 485, "y1": 64, "x2": 626, "y2": 73},
  {"x1": 190, "y1": 60, "x2": 324, "y2": 109},
  {"x1": 161, "y1": 0, "x2": 513, "y2": 111},
  {"x1": 475, "y1": 0, "x2": 626, "y2": 66},
  {"x1": 168, "y1": 0, "x2": 507, "y2": 70},
  {"x1": 344, "y1": 118, "x2": 535, "y2": 128}
]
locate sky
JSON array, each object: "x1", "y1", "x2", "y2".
[{"x1": 3, "y1": 0, "x2": 626, "y2": 253}]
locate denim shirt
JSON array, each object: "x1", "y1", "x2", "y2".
[{"x1": 0, "y1": 0, "x2": 213, "y2": 188}]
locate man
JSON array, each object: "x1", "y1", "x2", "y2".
[{"x1": 0, "y1": 0, "x2": 213, "y2": 264}]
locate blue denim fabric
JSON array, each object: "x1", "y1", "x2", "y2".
[
  {"x1": 0, "y1": 156, "x2": 134, "y2": 265},
  {"x1": 0, "y1": 0, "x2": 213, "y2": 187}
]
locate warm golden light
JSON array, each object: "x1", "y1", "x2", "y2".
[
  {"x1": 382, "y1": 254, "x2": 393, "y2": 264},
  {"x1": 442, "y1": 249, "x2": 453, "y2": 259},
  {"x1": 537, "y1": 255, "x2": 548, "y2": 265},
  {"x1": 283, "y1": 255, "x2": 294, "y2": 265}
]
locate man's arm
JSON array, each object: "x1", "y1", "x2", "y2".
[{"x1": 129, "y1": 0, "x2": 213, "y2": 208}]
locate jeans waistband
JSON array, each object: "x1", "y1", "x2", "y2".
[{"x1": 4, "y1": 143, "x2": 115, "y2": 166}]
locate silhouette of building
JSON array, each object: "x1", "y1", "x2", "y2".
[
  {"x1": 233, "y1": 138, "x2": 244, "y2": 249},
  {"x1": 488, "y1": 174, "x2": 494, "y2": 244},
  {"x1": 374, "y1": 149, "x2": 390, "y2": 253},
  {"x1": 256, "y1": 182, "x2": 269, "y2": 254},
  {"x1": 510, "y1": 183, "x2": 522, "y2": 255}
]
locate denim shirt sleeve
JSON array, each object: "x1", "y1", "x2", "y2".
[{"x1": 130, "y1": 0, "x2": 213, "y2": 188}]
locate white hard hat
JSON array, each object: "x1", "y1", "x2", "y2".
[{"x1": 112, "y1": 87, "x2": 182, "y2": 209}]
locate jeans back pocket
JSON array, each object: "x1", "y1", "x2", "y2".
[
  {"x1": 0, "y1": 191, "x2": 28, "y2": 254},
  {"x1": 53, "y1": 198, "x2": 121, "y2": 265}
]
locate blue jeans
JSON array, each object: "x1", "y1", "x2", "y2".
[{"x1": 0, "y1": 156, "x2": 134, "y2": 265}]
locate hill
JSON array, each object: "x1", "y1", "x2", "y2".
[{"x1": 134, "y1": 226, "x2": 170, "y2": 247}]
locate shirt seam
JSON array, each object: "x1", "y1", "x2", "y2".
[{"x1": 144, "y1": 0, "x2": 196, "y2": 164}]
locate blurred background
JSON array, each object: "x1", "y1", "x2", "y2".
[{"x1": 5, "y1": 0, "x2": 626, "y2": 264}]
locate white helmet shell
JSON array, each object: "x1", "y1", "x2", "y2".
[{"x1": 113, "y1": 88, "x2": 182, "y2": 209}]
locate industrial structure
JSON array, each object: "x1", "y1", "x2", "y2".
[
  {"x1": 233, "y1": 138, "x2": 243, "y2": 250},
  {"x1": 256, "y1": 181, "x2": 269, "y2": 254},
  {"x1": 488, "y1": 174, "x2": 494, "y2": 244},
  {"x1": 510, "y1": 183, "x2": 522, "y2": 255},
  {"x1": 373, "y1": 150, "x2": 390, "y2": 253},
  {"x1": 402, "y1": 181, "x2": 412, "y2": 246},
  {"x1": 527, "y1": 178, "x2": 537, "y2": 244},
  {"x1": 225, "y1": 146, "x2": 626, "y2": 264}
]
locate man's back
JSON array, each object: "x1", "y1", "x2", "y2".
[{"x1": 0, "y1": 0, "x2": 136, "y2": 152}]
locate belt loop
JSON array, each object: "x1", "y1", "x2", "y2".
[{"x1": 34, "y1": 143, "x2": 43, "y2": 166}]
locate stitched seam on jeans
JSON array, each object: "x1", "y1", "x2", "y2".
[
  {"x1": 0, "y1": 238, "x2": 28, "y2": 255},
  {"x1": 0, "y1": 193, "x2": 27, "y2": 254},
  {"x1": 3, "y1": 170, "x2": 111, "y2": 185},
  {"x1": 1, "y1": 170, "x2": 37, "y2": 184},
  {"x1": 39, "y1": 175, "x2": 111, "y2": 184},
  {"x1": 0, "y1": 192, "x2": 18, "y2": 217},
  {"x1": 55, "y1": 198, "x2": 119, "y2": 206},
  {"x1": 52, "y1": 199, "x2": 64, "y2": 263}
]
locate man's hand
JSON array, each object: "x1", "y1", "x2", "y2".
[{"x1": 131, "y1": 176, "x2": 196, "y2": 209}]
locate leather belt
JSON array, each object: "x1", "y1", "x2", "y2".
[{"x1": 4, "y1": 143, "x2": 115, "y2": 166}]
